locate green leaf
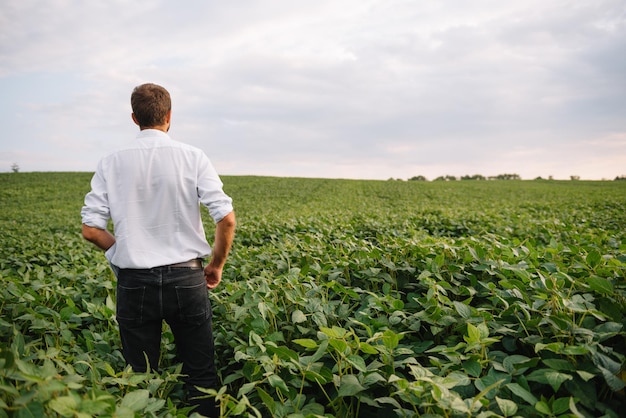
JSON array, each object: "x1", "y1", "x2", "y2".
[
  {"x1": 256, "y1": 387, "x2": 276, "y2": 415},
  {"x1": 266, "y1": 345, "x2": 299, "y2": 362},
  {"x1": 453, "y1": 301, "x2": 472, "y2": 319},
  {"x1": 257, "y1": 301, "x2": 269, "y2": 320},
  {"x1": 376, "y1": 396, "x2": 402, "y2": 408},
  {"x1": 552, "y1": 397, "x2": 571, "y2": 415},
  {"x1": 359, "y1": 342, "x2": 379, "y2": 354},
  {"x1": 346, "y1": 354, "x2": 368, "y2": 373},
  {"x1": 305, "y1": 340, "x2": 329, "y2": 364},
  {"x1": 382, "y1": 329, "x2": 401, "y2": 350},
  {"x1": 120, "y1": 389, "x2": 149, "y2": 411},
  {"x1": 49, "y1": 396, "x2": 78, "y2": 417},
  {"x1": 337, "y1": 375, "x2": 365, "y2": 397},
  {"x1": 80, "y1": 399, "x2": 113, "y2": 415},
  {"x1": 534, "y1": 342, "x2": 564, "y2": 354},
  {"x1": 587, "y1": 275, "x2": 613, "y2": 295},
  {"x1": 475, "y1": 374, "x2": 505, "y2": 399},
  {"x1": 592, "y1": 351, "x2": 621, "y2": 373},
  {"x1": 562, "y1": 345, "x2": 589, "y2": 355},
  {"x1": 238, "y1": 382, "x2": 256, "y2": 397},
  {"x1": 291, "y1": 309, "x2": 307, "y2": 323},
  {"x1": 232, "y1": 397, "x2": 248, "y2": 415},
  {"x1": 59, "y1": 305, "x2": 76, "y2": 321},
  {"x1": 267, "y1": 374, "x2": 289, "y2": 395},
  {"x1": 249, "y1": 331, "x2": 265, "y2": 351},
  {"x1": 15, "y1": 402, "x2": 45, "y2": 418},
  {"x1": 463, "y1": 359, "x2": 482, "y2": 377},
  {"x1": 0, "y1": 349, "x2": 15, "y2": 369},
  {"x1": 14, "y1": 358, "x2": 43, "y2": 381},
  {"x1": 586, "y1": 250, "x2": 602, "y2": 267},
  {"x1": 104, "y1": 362, "x2": 116, "y2": 377},
  {"x1": 542, "y1": 358, "x2": 575, "y2": 371},
  {"x1": 303, "y1": 370, "x2": 331, "y2": 384},
  {"x1": 569, "y1": 396, "x2": 585, "y2": 418},
  {"x1": 106, "y1": 294, "x2": 116, "y2": 311},
  {"x1": 527, "y1": 369, "x2": 573, "y2": 392},
  {"x1": 0, "y1": 384, "x2": 19, "y2": 397},
  {"x1": 293, "y1": 338, "x2": 317, "y2": 349},
  {"x1": 320, "y1": 326, "x2": 347, "y2": 339},
  {"x1": 300, "y1": 401, "x2": 325, "y2": 415},
  {"x1": 535, "y1": 400, "x2": 552, "y2": 415},
  {"x1": 502, "y1": 355, "x2": 536, "y2": 374},
  {"x1": 441, "y1": 371, "x2": 471, "y2": 388},
  {"x1": 575, "y1": 370, "x2": 595, "y2": 381},
  {"x1": 329, "y1": 339, "x2": 348, "y2": 353},
  {"x1": 496, "y1": 396, "x2": 518, "y2": 416},
  {"x1": 113, "y1": 405, "x2": 134, "y2": 418},
  {"x1": 599, "y1": 366, "x2": 626, "y2": 391},
  {"x1": 362, "y1": 371, "x2": 386, "y2": 386},
  {"x1": 506, "y1": 383, "x2": 538, "y2": 405},
  {"x1": 465, "y1": 323, "x2": 481, "y2": 344},
  {"x1": 391, "y1": 299, "x2": 404, "y2": 310}
]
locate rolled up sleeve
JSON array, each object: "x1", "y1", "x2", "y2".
[
  {"x1": 197, "y1": 155, "x2": 233, "y2": 223},
  {"x1": 81, "y1": 167, "x2": 111, "y2": 229}
]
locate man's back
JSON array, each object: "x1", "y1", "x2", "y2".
[{"x1": 82, "y1": 129, "x2": 232, "y2": 269}]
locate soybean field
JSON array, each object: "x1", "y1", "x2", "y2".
[{"x1": 1, "y1": 172, "x2": 625, "y2": 417}]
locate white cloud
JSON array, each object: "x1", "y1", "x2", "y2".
[{"x1": 0, "y1": 0, "x2": 625, "y2": 179}]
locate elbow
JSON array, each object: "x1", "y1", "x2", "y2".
[
  {"x1": 82, "y1": 224, "x2": 98, "y2": 242},
  {"x1": 219, "y1": 211, "x2": 236, "y2": 229}
]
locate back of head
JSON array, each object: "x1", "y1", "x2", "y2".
[{"x1": 131, "y1": 83, "x2": 171, "y2": 128}]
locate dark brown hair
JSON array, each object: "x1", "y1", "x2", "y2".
[{"x1": 130, "y1": 83, "x2": 171, "y2": 128}]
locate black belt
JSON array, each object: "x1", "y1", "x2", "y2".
[{"x1": 167, "y1": 259, "x2": 203, "y2": 268}]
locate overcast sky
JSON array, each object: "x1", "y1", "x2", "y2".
[{"x1": 1, "y1": 0, "x2": 625, "y2": 180}]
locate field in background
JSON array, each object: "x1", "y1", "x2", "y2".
[{"x1": 1, "y1": 172, "x2": 625, "y2": 417}]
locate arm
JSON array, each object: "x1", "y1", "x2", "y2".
[
  {"x1": 81, "y1": 166, "x2": 114, "y2": 252},
  {"x1": 82, "y1": 224, "x2": 116, "y2": 251},
  {"x1": 204, "y1": 211, "x2": 236, "y2": 289}
]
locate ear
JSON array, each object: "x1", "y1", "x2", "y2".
[
  {"x1": 131, "y1": 113, "x2": 140, "y2": 126},
  {"x1": 165, "y1": 110, "x2": 172, "y2": 124}
]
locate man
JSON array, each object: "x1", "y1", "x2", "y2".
[{"x1": 81, "y1": 83, "x2": 235, "y2": 417}]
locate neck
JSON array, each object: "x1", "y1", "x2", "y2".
[{"x1": 140, "y1": 123, "x2": 169, "y2": 132}]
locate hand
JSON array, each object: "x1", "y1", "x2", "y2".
[{"x1": 204, "y1": 263, "x2": 222, "y2": 289}]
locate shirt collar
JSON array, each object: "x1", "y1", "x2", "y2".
[{"x1": 136, "y1": 129, "x2": 170, "y2": 140}]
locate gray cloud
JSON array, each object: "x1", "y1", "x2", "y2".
[{"x1": 1, "y1": 0, "x2": 625, "y2": 179}]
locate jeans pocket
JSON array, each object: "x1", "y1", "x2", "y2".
[
  {"x1": 175, "y1": 281, "x2": 210, "y2": 324},
  {"x1": 117, "y1": 285, "x2": 146, "y2": 326}
]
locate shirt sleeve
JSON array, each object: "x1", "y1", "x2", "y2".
[
  {"x1": 197, "y1": 153, "x2": 233, "y2": 223},
  {"x1": 81, "y1": 162, "x2": 111, "y2": 229}
]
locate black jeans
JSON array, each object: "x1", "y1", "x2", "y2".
[{"x1": 116, "y1": 266, "x2": 218, "y2": 417}]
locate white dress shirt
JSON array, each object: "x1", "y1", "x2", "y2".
[{"x1": 81, "y1": 129, "x2": 233, "y2": 269}]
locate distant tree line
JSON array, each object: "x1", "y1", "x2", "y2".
[
  {"x1": 409, "y1": 173, "x2": 522, "y2": 181},
  {"x1": 407, "y1": 174, "x2": 626, "y2": 181}
]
